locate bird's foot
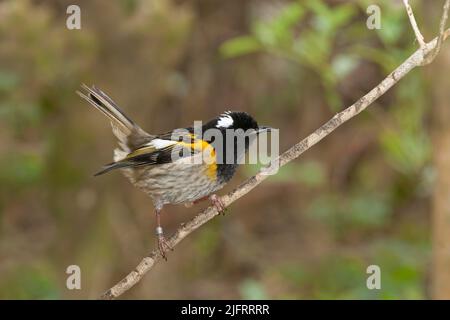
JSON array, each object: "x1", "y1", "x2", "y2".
[
  {"x1": 156, "y1": 227, "x2": 173, "y2": 261},
  {"x1": 185, "y1": 195, "x2": 209, "y2": 208},
  {"x1": 210, "y1": 194, "x2": 227, "y2": 215}
]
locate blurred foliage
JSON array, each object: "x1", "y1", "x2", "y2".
[
  {"x1": 307, "y1": 191, "x2": 392, "y2": 236},
  {"x1": 0, "y1": 262, "x2": 60, "y2": 299},
  {"x1": 245, "y1": 160, "x2": 326, "y2": 188},
  {"x1": 0, "y1": 0, "x2": 438, "y2": 299},
  {"x1": 221, "y1": 0, "x2": 358, "y2": 109},
  {"x1": 219, "y1": 0, "x2": 430, "y2": 300},
  {"x1": 239, "y1": 279, "x2": 268, "y2": 300},
  {"x1": 276, "y1": 238, "x2": 427, "y2": 299}
]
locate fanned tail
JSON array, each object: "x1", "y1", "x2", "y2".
[
  {"x1": 77, "y1": 84, "x2": 155, "y2": 175},
  {"x1": 77, "y1": 84, "x2": 152, "y2": 154}
]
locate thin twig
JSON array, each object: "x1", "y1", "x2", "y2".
[
  {"x1": 100, "y1": 3, "x2": 450, "y2": 298},
  {"x1": 429, "y1": 0, "x2": 450, "y2": 63},
  {"x1": 403, "y1": 0, "x2": 426, "y2": 48}
]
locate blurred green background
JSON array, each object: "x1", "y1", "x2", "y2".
[{"x1": 0, "y1": 0, "x2": 449, "y2": 299}]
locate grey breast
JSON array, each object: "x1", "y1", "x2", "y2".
[{"x1": 124, "y1": 159, "x2": 223, "y2": 206}]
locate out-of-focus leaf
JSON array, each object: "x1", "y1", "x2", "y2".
[
  {"x1": 376, "y1": 9, "x2": 404, "y2": 46},
  {"x1": 194, "y1": 221, "x2": 221, "y2": 258},
  {"x1": 328, "y1": 4, "x2": 357, "y2": 30},
  {"x1": 251, "y1": 2, "x2": 305, "y2": 48},
  {"x1": 305, "y1": 255, "x2": 366, "y2": 299},
  {"x1": 0, "y1": 152, "x2": 44, "y2": 188},
  {"x1": 293, "y1": 31, "x2": 330, "y2": 68},
  {"x1": 307, "y1": 0, "x2": 332, "y2": 33},
  {"x1": 268, "y1": 2, "x2": 305, "y2": 46},
  {"x1": 0, "y1": 70, "x2": 20, "y2": 91},
  {"x1": 273, "y1": 2, "x2": 305, "y2": 30},
  {"x1": 220, "y1": 36, "x2": 262, "y2": 58},
  {"x1": 351, "y1": 45, "x2": 399, "y2": 71},
  {"x1": 379, "y1": 129, "x2": 430, "y2": 175},
  {"x1": 332, "y1": 54, "x2": 358, "y2": 80},
  {"x1": 246, "y1": 160, "x2": 326, "y2": 188},
  {"x1": 296, "y1": 160, "x2": 326, "y2": 187},
  {"x1": 239, "y1": 279, "x2": 268, "y2": 300},
  {"x1": 0, "y1": 102, "x2": 43, "y2": 130},
  {"x1": 279, "y1": 264, "x2": 308, "y2": 285},
  {"x1": 221, "y1": 1, "x2": 305, "y2": 59},
  {"x1": 372, "y1": 240, "x2": 428, "y2": 299},
  {"x1": 308, "y1": 1, "x2": 356, "y2": 34},
  {"x1": 347, "y1": 193, "x2": 391, "y2": 227},
  {"x1": 0, "y1": 264, "x2": 60, "y2": 299},
  {"x1": 308, "y1": 192, "x2": 392, "y2": 232}
]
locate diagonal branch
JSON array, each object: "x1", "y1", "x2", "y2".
[{"x1": 100, "y1": 10, "x2": 450, "y2": 300}]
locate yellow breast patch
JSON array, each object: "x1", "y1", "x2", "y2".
[{"x1": 177, "y1": 138, "x2": 217, "y2": 181}]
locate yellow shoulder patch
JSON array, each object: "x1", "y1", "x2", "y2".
[{"x1": 177, "y1": 137, "x2": 217, "y2": 181}]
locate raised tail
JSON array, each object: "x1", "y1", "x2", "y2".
[{"x1": 77, "y1": 84, "x2": 153, "y2": 154}]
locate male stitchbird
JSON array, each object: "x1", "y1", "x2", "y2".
[{"x1": 78, "y1": 84, "x2": 271, "y2": 259}]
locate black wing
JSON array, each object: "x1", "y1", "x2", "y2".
[{"x1": 94, "y1": 130, "x2": 201, "y2": 175}]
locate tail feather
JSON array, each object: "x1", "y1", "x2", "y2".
[
  {"x1": 77, "y1": 84, "x2": 152, "y2": 152},
  {"x1": 93, "y1": 161, "x2": 131, "y2": 176},
  {"x1": 94, "y1": 158, "x2": 150, "y2": 176}
]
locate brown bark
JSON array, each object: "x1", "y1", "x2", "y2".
[{"x1": 431, "y1": 52, "x2": 450, "y2": 299}]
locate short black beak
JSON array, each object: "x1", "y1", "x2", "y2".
[{"x1": 257, "y1": 126, "x2": 273, "y2": 134}]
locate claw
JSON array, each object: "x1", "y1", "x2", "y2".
[
  {"x1": 157, "y1": 234, "x2": 173, "y2": 261},
  {"x1": 210, "y1": 194, "x2": 227, "y2": 215}
]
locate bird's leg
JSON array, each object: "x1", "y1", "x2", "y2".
[
  {"x1": 209, "y1": 194, "x2": 227, "y2": 215},
  {"x1": 155, "y1": 208, "x2": 173, "y2": 260},
  {"x1": 184, "y1": 195, "x2": 227, "y2": 214},
  {"x1": 184, "y1": 195, "x2": 209, "y2": 208}
]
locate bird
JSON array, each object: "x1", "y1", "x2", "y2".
[{"x1": 77, "y1": 84, "x2": 271, "y2": 259}]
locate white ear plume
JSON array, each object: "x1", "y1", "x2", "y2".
[{"x1": 217, "y1": 114, "x2": 234, "y2": 128}]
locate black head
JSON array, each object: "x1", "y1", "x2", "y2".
[
  {"x1": 215, "y1": 111, "x2": 258, "y2": 131},
  {"x1": 202, "y1": 111, "x2": 260, "y2": 132},
  {"x1": 201, "y1": 111, "x2": 272, "y2": 138},
  {"x1": 200, "y1": 111, "x2": 273, "y2": 183}
]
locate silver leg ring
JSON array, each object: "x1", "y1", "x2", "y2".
[{"x1": 155, "y1": 226, "x2": 164, "y2": 236}]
